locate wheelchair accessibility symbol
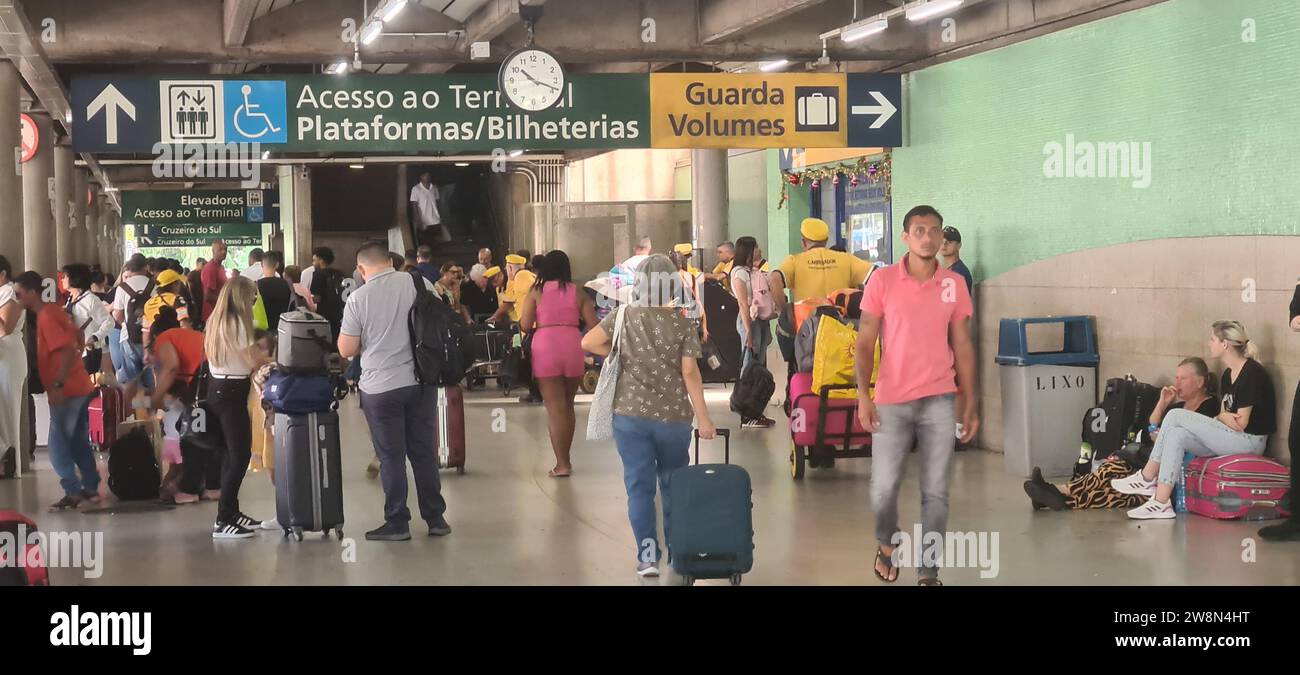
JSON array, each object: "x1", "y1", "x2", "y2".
[{"x1": 224, "y1": 80, "x2": 287, "y2": 143}]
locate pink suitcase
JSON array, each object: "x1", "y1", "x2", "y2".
[
  {"x1": 789, "y1": 372, "x2": 869, "y2": 448},
  {"x1": 1184, "y1": 455, "x2": 1291, "y2": 520},
  {"x1": 88, "y1": 386, "x2": 125, "y2": 452}
]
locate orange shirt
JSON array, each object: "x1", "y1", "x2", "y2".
[
  {"x1": 37, "y1": 304, "x2": 94, "y2": 399},
  {"x1": 153, "y1": 327, "x2": 206, "y2": 385}
]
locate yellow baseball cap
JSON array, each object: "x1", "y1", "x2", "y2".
[
  {"x1": 155, "y1": 269, "x2": 185, "y2": 287},
  {"x1": 673, "y1": 243, "x2": 694, "y2": 255},
  {"x1": 484, "y1": 266, "x2": 502, "y2": 278},
  {"x1": 505, "y1": 254, "x2": 527, "y2": 265},
  {"x1": 800, "y1": 217, "x2": 830, "y2": 241}
]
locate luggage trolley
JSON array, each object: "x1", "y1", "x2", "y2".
[
  {"x1": 788, "y1": 374, "x2": 873, "y2": 480},
  {"x1": 465, "y1": 321, "x2": 516, "y2": 391}
]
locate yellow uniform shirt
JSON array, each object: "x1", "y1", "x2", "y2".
[
  {"x1": 501, "y1": 269, "x2": 536, "y2": 323},
  {"x1": 712, "y1": 261, "x2": 734, "y2": 277},
  {"x1": 776, "y1": 248, "x2": 871, "y2": 302}
]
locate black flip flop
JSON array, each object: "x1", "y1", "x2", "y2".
[{"x1": 873, "y1": 547, "x2": 898, "y2": 583}]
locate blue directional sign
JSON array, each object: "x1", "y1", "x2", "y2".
[
  {"x1": 846, "y1": 73, "x2": 903, "y2": 148},
  {"x1": 71, "y1": 76, "x2": 159, "y2": 153}
]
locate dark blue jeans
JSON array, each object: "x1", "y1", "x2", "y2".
[
  {"x1": 612, "y1": 413, "x2": 692, "y2": 564},
  {"x1": 360, "y1": 384, "x2": 447, "y2": 528},
  {"x1": 48, "y1": 394, "x2": 97, "y2": 496}
]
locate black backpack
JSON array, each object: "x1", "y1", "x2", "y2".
[
  {"x1": 118, "y1": 278, "x2": 156, "y2": 345},
  {"x1": 407, "y1": 272, "x2": 473, "y2": 386},
  {"x1": 1081, "y1": 375, "x2": 1160, "y2": 462},
  {"x1": 107, "y1": 428, "x2": 161, "y2": 501},
  {"x1": 730, "y1": 357, "x2": 776, "y2": 420}
]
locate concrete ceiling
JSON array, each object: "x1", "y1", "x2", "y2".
[{"x1": 28, "y1": 0, "x2": 1170, "y2": 72}]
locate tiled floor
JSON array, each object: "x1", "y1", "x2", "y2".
[{"x1": 4, "y1": 389, "x2": 1296, "y2": 586}]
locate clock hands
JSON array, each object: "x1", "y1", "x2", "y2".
[{"x1": 520, "y1": 68, "x2": 561, "y2": 92}]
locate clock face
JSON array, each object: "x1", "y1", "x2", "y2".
[{"x1": 499, "y1": 48, "x2": 566, "y2": 112}]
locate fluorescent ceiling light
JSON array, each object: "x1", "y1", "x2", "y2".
[
  {"x1": 508, "y1": 150, "x2": 524, "y2": 158},
  {"x1": 104, "y1": 187, "x2": 119, "y2": 192},
  {"x1": 759, "y1": 59, "x2": 789, "y2": 72},
  {"x1": 261, "y1": 150, "x2": 271, "y2": 160},
  {"x1": 841, "y1": 18, "x2": 889, "y2": 42},
  {"x1": 455, "y1": 162, "x2": 471, "y2": 167},
  {"x1": 349, "y1": 164, "x2": 364, "y2": 169},
  {"x1": 906, "y1": 0, "x2": 963, "y2": 22},
  {"x1": 381, "y1": 0, "x2": 407, "y2": 22},
  {"x1": 361, "y1": 21, "x2": 383, "y2": 45},
  {"x1": 326, "y1": 60, "x2": 348, "y2": 74}
]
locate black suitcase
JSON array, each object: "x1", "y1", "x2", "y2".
[
  {"x1": 699, "y1": 280, "x2": 740, "y2": 383},
  {"x1": 1080, "y1": 374, "x2": 1160, "y2": 471},
  {"x1": 669, "y1": 429, "x2": 753, "y2": 586},
  {"x1": 274, "y1": 411, "x2": 344, "y2": 541}
]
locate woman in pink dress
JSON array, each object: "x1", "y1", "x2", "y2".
[{"x1": 520, "y1": 250, "x2": 599, "y2": 477}]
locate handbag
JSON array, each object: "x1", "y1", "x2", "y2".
[
  {"x1": 585, "y1": 307, "x2": 626, "y2": 441},
  {"x1": 179, "y1": 363, "x2": 224, "y2": 452}
]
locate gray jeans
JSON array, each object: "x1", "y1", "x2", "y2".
[
  {"x1": 871, "y1": 394, "x2": 955, "y2": 580},
  {"x1": 1149, "y1": 407, "x2": 1267, "y2": 486}
]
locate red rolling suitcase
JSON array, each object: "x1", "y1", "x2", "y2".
[
  {"x1": 0, "y1": 511, "x2": 49, "y2": 586},
  {"x1": 434, "y1": 386, "x2": 466, "y2": 473},
  {"x1": 88, "y1": 386, "x2": 124, "y2": 452}
]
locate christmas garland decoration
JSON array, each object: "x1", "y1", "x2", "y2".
[{"x1": 777, "y1": 152, "x2": 892, "y2": 210}]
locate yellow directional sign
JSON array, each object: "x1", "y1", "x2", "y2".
[{"x1": 650, "y1": 73, "x2": 849, "y2": 149}]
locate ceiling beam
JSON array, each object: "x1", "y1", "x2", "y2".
[
  {"x1": 700, "y1": 0, "x2": 829, "y2": 44},
  {"x1": 403, "y1": 0, "x2": 544, "y2": 74},
  {"x1": 223, "y1": 0, "x2": 259, "y2": 47}
]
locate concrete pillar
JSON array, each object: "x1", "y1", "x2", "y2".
[
  {"x1": 22, "y1": 112, "x2": 55, "y2": 277},
  {"x1": 396, "y1": 163, "x2": 410, "y2": 252},
  {"x1": 72, "y1": 169, "x2": 88, "y2": 264},
  {"x1": 690, "y1": 149, "x2": 728, "y2": 268},
  {"x1": 98, "y1": 197, "x2": 113, "y2": 271},
  {"x1": 54, "y1": 145, "x2": 75, "y2": 269},
  {"x1": 292, "y1": 164, "x2": 313, "y2": 266},
  {"x1": 85, "y1": 186, "x2": 100, "y2": 269},
  {"x1": 0, "y1": 62, "x2": 23, "y2": 269}
]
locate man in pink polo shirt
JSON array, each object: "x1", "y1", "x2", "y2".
[{"x1": 856, "y1": 205, "x2": 978, "y2": 586}]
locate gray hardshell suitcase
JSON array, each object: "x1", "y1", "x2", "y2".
[{"x1": 274, "y1": 411, "x2": 344, "y2": 540}]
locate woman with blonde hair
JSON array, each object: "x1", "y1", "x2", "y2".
[
  {"x1": 1113, "y1": 321, "x2": 1277, "y2": 520},
  {"x1": 204, "y1": 277, "x2": 273, "y2": 538}
]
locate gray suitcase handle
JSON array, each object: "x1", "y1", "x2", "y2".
[{"x1": 693, "y1": 428, "x2": 731, "y2": 465}]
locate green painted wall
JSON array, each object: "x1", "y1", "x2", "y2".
[
  {"x1": 891, "y1": 0, "x2": 1300, "y2": 282},
  {"x1": 766, "y1": 148, "x2": 807, "y2": 266},
  {"x1": 726, "y1": 150, "x2": 768, "y2": 247},
  {"x1": 674, "y1": 164, "x2": 691, "y2": 201}
]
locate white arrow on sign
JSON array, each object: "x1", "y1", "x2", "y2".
[
  {"x1": 86, "y1": 84, "x2": 137, "y2": 145},
  {"x1": 850, "y1": 91, "x2": 897, "y2": 130}
]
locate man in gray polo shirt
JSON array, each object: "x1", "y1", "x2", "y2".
[{"x1": 339, "y1": 240, "x2": 451, "y2": 541}]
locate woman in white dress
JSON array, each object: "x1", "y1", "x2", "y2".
[{"x1": 0, "y1": 256, "x2": 28, "y2": 478}]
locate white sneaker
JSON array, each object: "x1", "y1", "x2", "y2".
[
  {"x1": 636, "y1": 563, "x2": 660, "y2": 578},
  {"x1": 260, "y1": 519, "x2": 280, "y2": 531},
  {"x1": 1111, "y1": 471, "x2": 1156, "y2": 496},
  {"x1": 1127, "y1": 498, "x2": 1175, "y2": 520}
]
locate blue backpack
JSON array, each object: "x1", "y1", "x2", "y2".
[{"x1": 263, "y1": 370, "x2": 341, "y2": 414}]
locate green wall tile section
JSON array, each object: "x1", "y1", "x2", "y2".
[
  {"x1": 674, "y1": 164, "x2": 691, "y2": 201},
  {"x1": 891, "y1": 0, "x2": 1300, "y2": 283},
  {"x1": 726, "y1": 150, "x2": 769, "y2": 248}
]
